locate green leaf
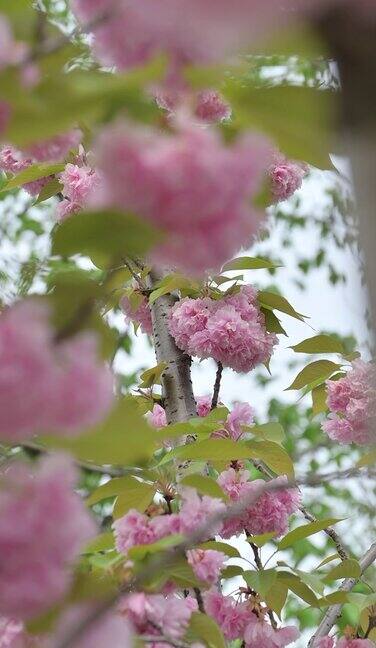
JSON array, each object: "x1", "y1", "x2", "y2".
[
  {"x1": 243, "y1": 569, "x2": 277, "y2": 598},
  {"x1": 258, "y1": 291, "x2": 306, "y2": 321},
  {"x1": 35, "y1": 177, "x2": 62, "y2": 204},
  {"x1": 221, "y1": 565, "x2": 245, "y2": 579},
  {"x1": 223, "y1": 83, "x2": 336, "y2": 169},
  {"x1": 261, "y1": 308, "x2": 287, "y2": 336},
  {"x1": 222, "y1": 256, "x2": 281, "y2": 272},
  {"x1": 128, "y1": 534, "x2": 184, "y2": 560},
  {"x1": 312, "y1": 383, "x2": 328, "y2": 416},
  {"x1": 278, "y1": 518, "x2": 344, "y2": 550},
  {"x1": 198, "y1": 540, "x2": 240, "y2": 558},
  {"x1": 1, "y1": 162, "x2": 64, "y2": 191},
  {"x1": 247, "y1": 422, "x2": 285, "y2": 445},
  {"x1": 158, "y1": 438, "x2": 250, "y2": 464},
  {"x1": 246, "y1": 532, "x2": 277, "y2": 547},
  {"x1": 265, "y1": 581, "x2": 288, "y2": 617},
  {"x1": 180, "y1": 474, "x2": 229, "y2": 501},
  {"x1": 113, "y1": 481, "x2": 156, "y2": 518},
  {"x1": 139, "y1": 362, "x2": 168, "y2": 389},
  {"x1": 84, "y1": 532, "x2": 115, "y2": 554},
  {"x1": 277, "y1": 572, "x2": 320, "y2": 607},
  {"x1": 149, "y1": 274, "x2": 200, "y2": 303},
  {"x1": 323, "y1": 558, "x2": 361, "y2": 582},
  {"x1": 38, "y1": 397, "x2": 156, "y2": 466},
  {"x1": 52, "y1": 210, "x2": 159, "y2": 265},
  {"x1": 290, "y1": 335, "x2": 345, "y2": 355},
  {"x1": 247, "y1": 440, "x2": 295, "y2": 477},
  {"x1": 315, "y1": 554, "x2": 339, "y2": 570},
  {"x1": 285, "y1": 360, "x2": 341, "y2": 391},
  {"x1": 86, "y1": 476, "x2": 137, "y2": 506},
  {"x1": 188, "y1": 612, "x2": 226, "y2": 648}
]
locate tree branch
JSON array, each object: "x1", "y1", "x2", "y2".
[
  {"x1": 211, "y1": 362, "x2": 223, "y2": 410},
  {"x1": 146, "y1": 269, "x2": 197, "y2": 424},
  {"x1": 309, "y1": 539, "x2": 376, "y2": 646}
]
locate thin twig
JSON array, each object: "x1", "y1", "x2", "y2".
[
  {"x1": 123, "y1": 257, "x2": 149, "y2": 294},
  {"x1": 193, "y1": 588, "x2": 205, "y2": 613},
  {"x1": 211, "y1": 362, "x2": 223, "y2": 410}
]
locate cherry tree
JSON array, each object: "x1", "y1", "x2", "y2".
[{"x1": 0, "y1": 1, "x2": 375, "y2": 647}]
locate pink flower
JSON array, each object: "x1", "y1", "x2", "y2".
[
  {"x1": 57, "y1": 199, "x2": 82, "y2": 221},
  {"x1": 0, "y1": 618, "x2": 27, "y2": 648},
  {"x1": 120, "y1": 292, "x2": 153, "y2": 336},
  {"x1": 203, "y1": 590, "x2": 251, "y2": 641},
  {"x1": 59, "y1": 164, "x2": 100, "y2": 205},
  {"x1": 169, "y1": 287, "x2": 277, "y2": 373},
  {"x1": 147, "y1": 404, "x2": 167, "y2": 428},
  {"x1": 92, "y1": 123, "x2": 270, "y2": 276},
  {"x1": 195, "y1": 90, "x2": 231, "y2": 123},
  {"x1": 196, "y1": 395, "x2": 212, "y2": 418},
  {"x1": 120, "y1": 593, "x2": 197, "y2": 640},
  {"x1": 269, "y1": 154, "x2": 308, "y2": 203},
  {"x1": 0, "y1": 299, "x2": 114, "y2": 441},
  {"x1": 224, "y1": 402, "x2": 254, "y2": 440},
  {"x1": 218, "y1": 470, "x2": 300, "y2": 538},
  {"x1": 178, "y1": 487, "x2": 226, "y2": 536},
  {"x1": 317, "y1": 638, "x2": 335, "y2": 648},
  {"x1": 0, "y1": 131, "x2": 81, "y2": 197},
  {"x1": 0, "y1": 454, "x2": 96, "y2": 620},
  {"x1": 336, "y1": 639, "x2": 374, "y2": 648},
  {"x1": 25, "y1": 131, "x2": 82, "y2": 163},
  {"x1": 187, "y1": 549, "x2": 225, "y2": 584},
  {"x1": 113, "y1": 510, "x2": 160, "y2": 555},
  {"x1": 244, "y1": 619, "x2": 299, "y2": 647},
  {"x1": 322, "y1": 360, "x2": 376, "y2": 445}
]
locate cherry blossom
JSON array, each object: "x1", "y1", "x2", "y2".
[
  {"x1": 0, "y1": 454, "x2": 96, "y2": 620},
  {"x1": 269, "y1": 154, "x2": 308, "y2": 203},
  {"x1": 120, "y1": 291, "x2": 153, "y2": 336},
  {"x1": 186, "y1": 549, "x2": 226, "y2": 584}
]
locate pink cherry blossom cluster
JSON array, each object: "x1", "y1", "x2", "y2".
[
  {"x1": 0, "y1": 299, "x2": 114, "y2": 441},
  {"x1": 113, "y1": 488, "x2": 226, "y2": 556},
  {"x1": 218, "y1": 468, "x2": 300, "y2": 538},
  {"x1": 204, "y1": 589, "x2": 299, "y2": 647},
  {"x1": 120, "y1": 291, "x2": 153, "y2": 336},
  {"x1": 322, "y1": 360, "x2": 376, "y2": 445},
  {"x1": 168, "y1": 286, "x2": 277, "y2": 372},
  {"x1": 92, "y1": 123, "x2": 270, "y2": 275},
  {"x1": 0, "y1": 130, "x2": 81, "y2": 196},
  {"x1": 318, "y1": 636, "x2": 374, "y2": 647},
  {"x1": 57, "y1": 159, "x2": 101, "y2": 221},
  {"x1": 120, "y1": 592, "x2": 197, "y2": 643},
  {"x1": 268, "y1": 153, "x2": 308, "y2": 203},
  {"x1": 0, "y1": 454, "x2": 96, "y2": 620},
  {"x1": 148, "y1": 397, "x2": 254, "y2": 442},
  {"x1": 155, "y1": 87, "x2": 231, "y2": 124}
]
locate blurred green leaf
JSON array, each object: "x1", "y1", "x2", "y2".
[
  {"x1": 222, "y1": 256, "x2": 281, "y2": 272},
  {"x1": 180, "y1": 475, "x2": 229, "y2": 501}
]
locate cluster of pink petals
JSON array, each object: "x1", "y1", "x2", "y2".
[
  {"x1": 168, "y1": 287, "x2": 277, "y2": 372},
  {"x1": 120, "y1": 592, "x2": 197, "y2": 642},
  {"x1": 203, "y1": 590, "x2": 298, "y2": 647},
  {"x1": 120, "y1": 291, "x2": 153, "y2": 336},
  {"x1": 0, "y1": 454, "x2": 96, "y2": 620},
  {"x1": 0, "y1": 299, "x2": 114, "y2": 441},
  {"x1": 155, "y1": 87, "x2": 231, "y2": 124},
  {"x1": 93, "y1": 123, "x2": 270, "y2": 276},
  {"x1": 113, "y1": 488, "x2": 226, "y2": 555},
  {"x1": 147, "y1": 403, "x2": 167, "y2": 428},
  {"x1": 318, "y1": 637, "x2": 374, "y2": 648},
  {"x1": 269, "y1": 154, "x2": 308, "y2": 203},
  {"x1": 0, "y1": 15, "x2": 27, "y2": 71},
  {"x1": 57, "y1": 161, "x2": 101, "y2": 221},
  {"x1": 322, "y1": 360, "x2": 376, "y2": 445},
  {"x1": 187, "y1": 549, "x2": 225, "y2": 584},
  {"x1": 0, "y1": 130, "x2": 81, "y2": 196},
  {"x1": 218, "y1": 468, "x2": 300, "y2": 538},
  {"x1": 0, "y1": 617, "x2": 30, "y2": 648}
]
